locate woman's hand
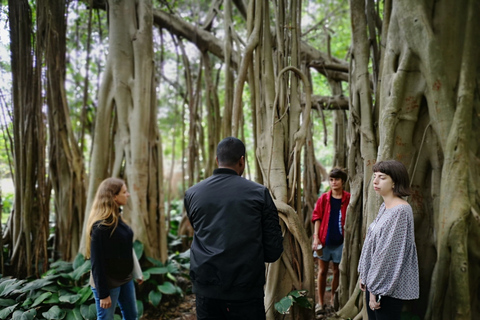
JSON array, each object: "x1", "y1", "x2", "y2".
[
  {"x1": 368, "y1": 292, "x2": 381, "y2": 311},
  {"x1": 137, "y1": 277, "x2": 144, "y2": 285},
  {"x1": 100, "y1": 296, "x2": 112, "y2": 309},
  {"x1": 359, "y1": 279, "x2": 366, "y2": 292}
]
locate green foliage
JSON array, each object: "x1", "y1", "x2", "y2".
[
  {"x1": 0, "y1": 254, "x2": 92, "y2": 319},
  {"x1": 274, "y1": 290, "x2": 313, "y2": 315},
  {"x1": 140, "y1": 249, "x2": 187, "y2": 309},
  {"x1": 0, "y1": 244, "x2": 190, "y2": 319}
]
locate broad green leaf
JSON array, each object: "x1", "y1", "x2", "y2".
[
  {"x1": 142, "y1": 271, "x2": 151, "y2": 281},
  {"x1": 71, "y1": 260, "x2": 91, "y2": 281},
  {"x1": 274, "y1": 296, "x2": 293, "y2": 315},
  {"x1": 77, "y1": 286, "x2": 93, "y2": 305},
  {"x1": 0, "y1": 279, "x2": 16, "y2": 296},
  {"x1": 50, "y1": 261, "x2": 73, "y2": 273},
  {"x1": 21, "y1": 309, "x2": 37, "y2": 320},
  {"x1": 43, "y1": 269, "x2": 58, "y2": 277},
  {"x1": 21, "y1": 298, "x2": 33, "y2": 307},
  {"x1": 70, "y1": 286, "x2": 81, "y2": 294},
  {"x1": 12, "y1": 310, "x2": 23, "y2": 320},
  {"x1": 80, "y1": 304, "x2": 97, "y2": 320},
  {"x1": 0, "y1": 303, "x2": 19, "y2": 319},
  {"x1": 58, "y1": 273, "x2": 74, "y2": 282},
  {"x1": 73, "y1": 254, "x2": 86, "y2": 270},
  {"x1": 133, "y1": 240, "x2": 144, "y2": 260},
  {"x1": 65, "y1": 307, "x2": 82, "y2": 320},
  {"x1": 148, "y1": 290, "x2": 162, "y2": 307},
  {"x1": 12, "y1": 309, "x2": 36, "y2": 320},
  {"x1": 42, "y1": 306, "x2": 66, "y2": 320},
  {"x1": 43, "y1": 292, "x2": 60, "y2": 304},
  {"x1": 292, "y1": 296, "x2": 312, "y2": 309},
  {"x1": 59, "y1": 293, "x2": 81, "y2": 304},
  {"x1": 145, "y1": 267, "x2": 168, "y2": 275},
  {"x1": 0, "y1": 279, "x2": 26, "y2": 297},
  {"x1": 288, "y1": 290, "x2": 308, "y2": 298},
  {"x1": 19, "y1": 279, "x2": 54, "y2": 293},
  {"x1": 42, "y1": 284, "x2": 60, "y2": 292},
  {"x1": 157, "y1": 282, "x2": 176, "y2": 294},
  {"x1": 31, "y1": 292, "x2": 53, "y2": 307},
  {"x1": 136, "y1": 300, "x2": 144, "y2": 317},
  {"x1": 146, "y1": 257, "x2": 164, "y2": 267},
  {"x1": 113, "y1": 315, "x2": 122, "y2": 320},
  {"x1": 0, "y1": 298, "x2": 16, "y2": 307},
  {"x1": 166, "y1": 272, "x2": 177, "y2": 282},
  {"x1": 175, "y1": 286, "x2": 183, "y2": 296},
  {"x1": 166, "y1": 263, "x2": 179, "y2": 274}
]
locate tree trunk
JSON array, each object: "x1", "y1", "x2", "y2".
[
  {"x1": 6, "y1": 0, "x2": 50, "y2": 277},
  {"x1": 338, "y1": 1, "x2": 480, "y2": 319},
  {"x1": 80, "y1": 0, "x2": 167, "y2": 262},
  {"x1": 45, "y1": 0, "x2": 87, "y2": 262}
]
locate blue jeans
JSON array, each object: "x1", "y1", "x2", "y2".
[
  {"x1": 196, "y1": 294, "x2": 266, "y2": 320},
  {"x1": 91, "y1": 280, "x2": 138, "y2": 320}
]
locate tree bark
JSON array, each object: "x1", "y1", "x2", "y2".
[
  {"x1": 80, "y1": 0, "x2": 167, "y2": 262},
  {"x1": 6, "y1": 0, "x2": 50, "y2": 277},
  {"x1": 339, "y1": 1, "x2": 480, "y2": 319},
  {"x1": 45, "y1": 0, "x2": 87, "y2": 262}
]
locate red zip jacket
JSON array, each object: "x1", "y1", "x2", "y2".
[{"x1": 311, "y1": 190, "x2": 351, "y2": 246}]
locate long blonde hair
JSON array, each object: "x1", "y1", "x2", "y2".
[{"x1": 85, "y1": 177, "x2": 125, "y2": 258}]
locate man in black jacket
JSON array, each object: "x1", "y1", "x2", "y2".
[{"x1": 184, "y1": 137, "x2": 284, "y2": 320}]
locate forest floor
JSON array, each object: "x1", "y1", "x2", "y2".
[{"x1": 142, "y1": 261, "x2": 338, "y2": 320}]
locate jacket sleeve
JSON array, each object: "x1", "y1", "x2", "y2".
[
  {"x1": 311, "y1": 195, "x2": 325, "y2": 222},
  {"x1": 262, "y1": 189, "x2": 284, "y2": 263},
  {"x1": 90, "y1": 224, "x2": 110, "y2": 299}
]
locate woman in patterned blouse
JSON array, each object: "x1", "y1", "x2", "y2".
[{"x1": 358, "y1": 160, "x2": 419, "y2": 320}]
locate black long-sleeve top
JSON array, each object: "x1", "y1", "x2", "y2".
[{"x1": 90, "y1": 217, "x2": 134, "y2": 299}]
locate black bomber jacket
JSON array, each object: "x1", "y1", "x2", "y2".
[{"x1": 184, "y1": 168, "x2": 284, "y2": 300}]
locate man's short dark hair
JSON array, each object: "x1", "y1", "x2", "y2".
[
  {"x1": 329, "y1": 168, "x2": 347, "y2": 183},
  {"x1": 217, "y1": 137, "x2": 246, "y2": 166},
  {"x1": 372, "y1": 160, "x2": 411, "y2": 197}
]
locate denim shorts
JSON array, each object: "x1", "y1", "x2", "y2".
[{"x1": 314, "y1": 243, "x2": 343, "y2": 264}]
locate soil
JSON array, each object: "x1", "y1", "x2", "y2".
[{"x1": 140, "y1": 260, "x2": 338, "y2": 320}]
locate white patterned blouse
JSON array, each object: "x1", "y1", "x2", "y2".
[{"x1": 358, "y1": 203, "x2": 419, "y2": 300}]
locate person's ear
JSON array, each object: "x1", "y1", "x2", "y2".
[{"x1": 216, "y1": 156, "x2": 219, "y2": 166}]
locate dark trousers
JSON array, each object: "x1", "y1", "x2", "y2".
[
  {"x1": 366, "y1": 290, "x2": 404, "y2": 320},
  {"x1": 195, "y1": 294, "x2": 266, "y2": 320}
]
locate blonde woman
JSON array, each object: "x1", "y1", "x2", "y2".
[{"x1": 85, "y1": 178, "x2": 143, "y2": 320}]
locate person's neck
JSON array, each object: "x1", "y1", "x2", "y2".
[
  {"x1": 331, "y1": 189, "x2": 343, "y2": 199},
  {"x1": 382, "y1": 194, "x2": 402, "y2": 208}
]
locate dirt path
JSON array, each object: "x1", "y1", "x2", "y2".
[{"x1": 141, "y1": 259, "x2": 339, "y2": 319}]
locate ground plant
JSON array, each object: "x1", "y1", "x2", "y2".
[{"x1": 0, "y1": 240, "x2": 187, "y2": 320}]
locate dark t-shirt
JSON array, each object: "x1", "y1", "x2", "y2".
[{"x1": 326, "y1": 196, "x2": 343, "y2": 246}]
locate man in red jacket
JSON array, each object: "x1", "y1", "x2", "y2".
[{"x1": 311, "y1": 168, "x2": 350, "y2": 312}]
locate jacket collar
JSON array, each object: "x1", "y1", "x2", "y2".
[{"x1": 213, "y1": 168, "x2": 239, "y2": 176}]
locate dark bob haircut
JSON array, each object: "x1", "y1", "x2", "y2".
[
  {"x1": 372, "y1": 160, "x2": 411, "y2": 197},
  {"x1": 216, "y1": 137, "x2": 246, "y2": 166},
  {"x1": 329, "y1": 168, "x2": 348, "y2": 184}
]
